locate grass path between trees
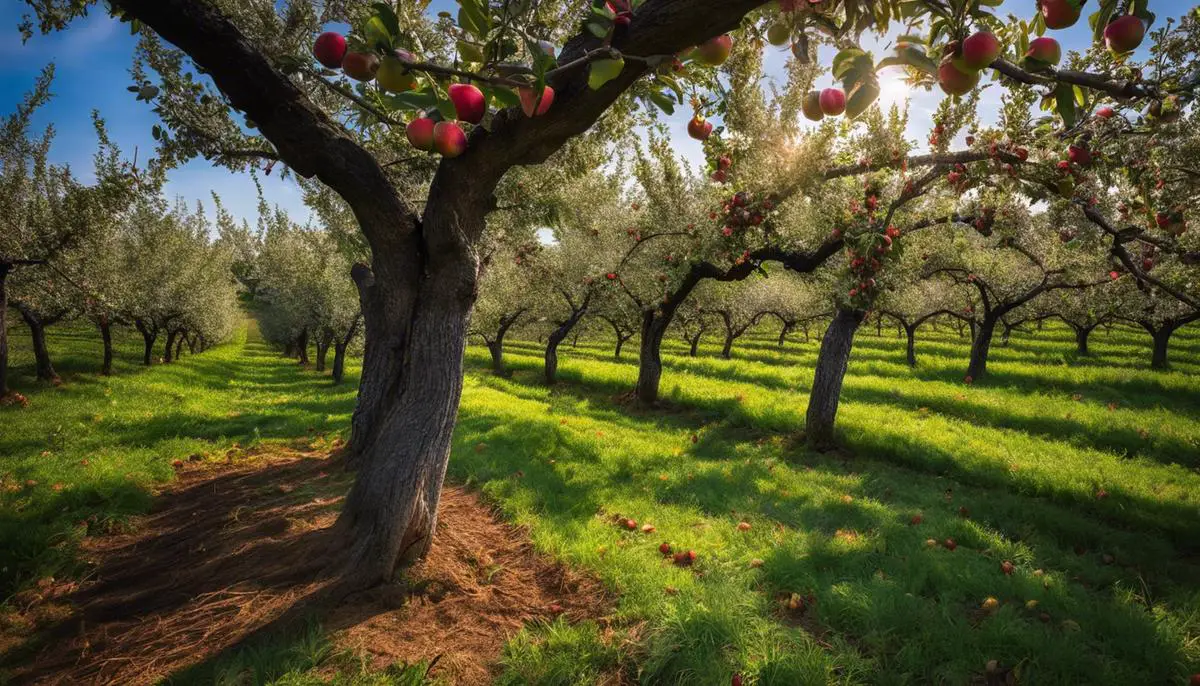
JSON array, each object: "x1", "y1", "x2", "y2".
[{"x1": 2, "y1": 318, "x2": 1199, "y2": 684}]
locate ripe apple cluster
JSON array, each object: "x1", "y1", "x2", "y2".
[{"x1": 312, "y1": 30, "x2": 557, "y2": 160}]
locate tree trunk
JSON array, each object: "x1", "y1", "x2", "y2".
[
  {"x1": 1151, "y1": 326, "x2": 1172, "y2": 369},
  {"x1": 1000, "y1": 321, "x2": 1013, "y2": 347},
  {"x1": 332, "y1": 250, "x2": 478, "y2": 587},
  {"x1": 966, "y1": 316, "x2": 998, "y2": 380},
  {"x1": 136, "y1": 320, "x2": 156, "y2": 366},
  {"x1": 0, "y1": 266, "x2": 10, "y2": 396},
  {"x1": 689, "y1": 331, "x2": 702, "y2": 356},
  {"x1": 164, "y1": 329, "x2": 179, "y2": 363},
  {"x1": 16, "y1": 306, "x2": 59, "y2": 384},
  {"x1": 283, "y1": 340, "x2": 296, "y2": 357},
  {"x1": 635, "y1": 310, "x2": 670, "y2": 404},
  {"x1": 332, "y1": 342, "x2": 348, "y2": 384},
  {"x1": 875, "y1": 315, "x2": 882, "y2": 336},
  {"x1": 1074, "y1": 326, "x2": 1091, "y2": 355},
  {"x1": 544, "y1": 307, "x2": 586, "y2": 385},
  {"x1": 721, "y1": 328, "x2": 734, "y2": 359},
  {"x1": 315, "y1": 332, "x2": 333, "y2": 372},
  {"x1": 297, "y1": 329, "x2": 310, "y2": 366},
  {"x1": 487, "y1": 340, "x2": 505, "y2": 375},
  {"x1": 174, "y1": 332, "x2": 186, "y2": 361},
  {"x1": 905, "y1": 323, "x2": 917, "y2": 367},
  {"x1": 778, "y1": 322, "x2": 792, "y2": 347},
  {"x1": 98, "y1": 315, "x2": 114, "y2": 375},
  {"x1": 186, "y1": 335, "x2": 196, "y2": 355},
  {"x1": 1037, "y1": 318, "x2": 1044, "y2": 331},
  {"x1": 969, "y1": 320, "x2": 977, "y2": 342},
  {"x1": 805, "y1": 308, "x2": 864, "y2": 451},
  {"x1": 801, "y1": 322, "x2": 810, "y2": 343},
  {"x1": 615, "y1": 332, "x2": 632, "y2": 358}
]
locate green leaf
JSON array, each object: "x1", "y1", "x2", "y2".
[
  {"x1": 457, "y1": 40, "x2": 486, "y2": 63},
  {"x1": 365, "y1": 16, "x2": 393, "y2": 50},
  {"x1": 585, "y1": 20, "x2": 609, "y2": 39},
  {"x1": 383, "y1": 89, "x2": 439, "y2": 112},
  {"x1": 647, "y1": 90, "x2": 675, "y2": 115},
  {"x1": 832, "y1": 48, "x2": 867, "y2": 81},
  {"x1": 1055, "y1": 82, "x2": 1076, "y2": 128},
  {"x1": 371, "y1": 3, "x2": 401, "y2": 40},
  {"x1": 588, "y1": 58, "x2": 625, "y2": 90},
  {"x1": 457, "y1": 0, "x2": 491, "y2": 41},
  {"x1": 845, "y1": 78, "x2": 880, "y2": 119},
  {"x1": 879, "y1": 45, "x2": 938, "y2": 77},
  {"x1": 1089, "y1": 0, "x2": 1118, "y2": 42},
  {"x1": 490, "y1": 87, "x2": 521, "y2": 109}
]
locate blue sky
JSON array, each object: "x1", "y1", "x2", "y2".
[{"x1": 0, "y1": 1, "x2": 1171, "y2": 230}]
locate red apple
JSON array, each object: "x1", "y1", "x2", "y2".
[
  {"x1": 819, "y1": 88, "x2": 846, "y2": 116},
  {"x1": 1104, "y1": 15, "x2": 1145, "y2": 54},
  {"x1": 1001, "y1": 560, "x2": 1015, "y2": 575},
  {"x1": 1026, "y1": 37, "x2": 1061, "y2": 66},
  {"x1": 519, "y1": 85, "x2": 555, "y2": 117},
  {"x1": 687, "y1": 115, "x2": 713, "y2": 140},
  {"x1": 606, "y1": 272, "x2": 617, "y2": 280},
  {"x1": 313, "y1": 32, "x2": 347, "y2": 69},
  {"x1": 448, "y1": 83, "x2": 486, "y2": 124},
  {"x1": 961, "y1": 31, "x2": 1000, "y2": 70},
  {"x1": 1040, "y1": 0, "x2": 1081, "y2": 30},
  {"x1": 406, "y1": 116, "x2": 435, "y2": 151},
  {"x1": 341, "y1": 52, "x2": 379, "y2": 81},
  {"x1": 1096, "y1": 106, "x2": 1115, "y2": 118},
  {"x1": 1142, "y1": 258, "x2": 1154, "y2": 271},
  {"x1": 1109, "y1": 270, "x2": 1120, "y2": 280},
  {"x1": 944, "y1": 538, "x2": 958, "y2": 550},
  {"x1": 659, "y1": 542, "x2": 672, "y2": 555},
  {"x1": 433, "y1": 121, "x2": 467, "y2": 157},
  {"x1": 695, "y1": 34, "x2": 733, "y2": 66},
  {"x1": 1156, "y1": 211, "x2": 1171, "y2": 229},
  {"x1": 802, "y1": 91, "x2": 824, "y2": 121},
  {"x1": 1068, "y1": 144, "x2": 1091, "y2": 165},
  {"x1": 718, "y1": 155, "x2": 732, "y2": 170},
  {"x1": 938, "y1": 59, "x2": 980, "y2": 96}
]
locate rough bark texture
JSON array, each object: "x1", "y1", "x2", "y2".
[
  {"x1": 777, "y1": 322, "x2": 792, "y2": 348},
  {"x1": 315, "y1": 331, "x2": 333, "y2": 373},
  {"x1": 17, "y1": 305, "x2": 59, "y2": 384},
  {"x1": 174, "y1": 333, "x2": 186, "y2": 361},
  {"x1": 689, "y1": 331, "x2": 703, "y2": 356},
  {"x1": 163, "y1": 329, "x2": 179, "y2": 364},
  {"x1": 966, "y1": 317, "x2": 998, "y2": 380},
  {"x1": 332, "y1": 343, "x2": 347, "y2": 384},
  {"x1": 805, "y1": 308, "x2": 865, "y2": 451},
  {"x1": 544, "y1": 307, "x2": 587, "y2": 385},
  {"x1": 0, "y1": 266, "x2": 10, "y2": 396}
]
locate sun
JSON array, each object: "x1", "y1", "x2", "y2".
[{"x1": 878, "y1": 74, "x2": 912, "y2": 107}]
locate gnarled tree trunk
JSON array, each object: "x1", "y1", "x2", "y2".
[
  {"x1": 163, "y1": 329, "x2": 178, "y2": 363},
  {"x1": 777, "y1": 322, "x2": 792, "y2": 348},
  {"x1": 174, "y1": 331, "x2": 186, "y2": 361},
  {"x1": 545, "y1": 307, "x2": 587, "y2": 385},
  {"x1": 966, "y1": 316, "x2": 998, "y2": 380},
  {"x1": 805, "y1": 308, "x2": 864, "y2": 450},
  {"x1": 296, "y1": 329, "x2": 310, "y2": 366},
  {"x1": 688, "y1": 330, "x2": 703, "y2": 356},
  {"x1": 635, "y1": 309, "x2": 671, "y2": 404},
  {"x1": 16, "y1": 304, "x2": 60, "y2": 384}
]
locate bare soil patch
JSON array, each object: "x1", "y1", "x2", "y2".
[{"x1": 3, "y1": 447, "x2": 612, "y2": 685}]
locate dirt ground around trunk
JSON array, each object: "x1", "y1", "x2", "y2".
[{"x1": 1, "y1": 447, "x2": 613, "y2": 685}]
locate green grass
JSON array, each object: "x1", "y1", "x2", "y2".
[{"x1": 2, "y1": 317, "x2": 1199, "y2": 684}]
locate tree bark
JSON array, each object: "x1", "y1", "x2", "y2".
[
  {"x1": 17, "y1": 307, "x2": 58, "y2": 384},
  {"x1": 98, "y1": 315, "x2": 114, "y2": 375},
  {"x1": 135, "y1": 320, "x2": 156, "y2": 366},
  {"x1": 544, "y1": 307, "x2": 586, "y2": 385},
  {"x1": 1151, "y1": 326, "x2": 1172, "y2": 369},
  {"x1": 1000, "y1": 321, "x2": 1014, "y2": 347},
  {"x1": 297, "y1": 329, "x2": 310, "y2": 366},
  {"x1": 164, "y1": 329, "x2": 179, "y2": 363},
  {"x1": 0, "y1": 266, "x2": 10, "y2": 396},
  {"x1": 805, "y1": 308, "x2": 864, "y2": 450},
  {"x1": 721, "y1": 329, "x2": 734, "y2": 359},
  {"x1": 174, "y1": 332, "x2": 186, "y2": 361},
  {"x1": 688, "y1": 331, "x2": 702, "y2": 356},
  {"x1": 904, "y1": 323, "x2": 917, "y2": 367},
  {"x1": 966, "y1": 316, "x2": 998, "y2": 380},
  {"x1": 315, "y1": 331, "x2": 333, "y2": 372},
  {"x1": 1073, "y1": 325, "x2": 1092, "y2": 355},
  {"x1": 186, "y1": 335, "x2": 197, "y2": 355},
  {"x1": 635, "y1": 309, "x2": 671, "y2": 404},
  {"x1": 778, "y1": 322, "x2": 792, "y2": 347},
  {"x1": 332, "y1": 343, "x2": 348, "y2": 384}
]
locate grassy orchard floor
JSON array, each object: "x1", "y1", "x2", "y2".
[{"x1": 2, "y1": 319, "x2": 1200, "y2": 683}]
